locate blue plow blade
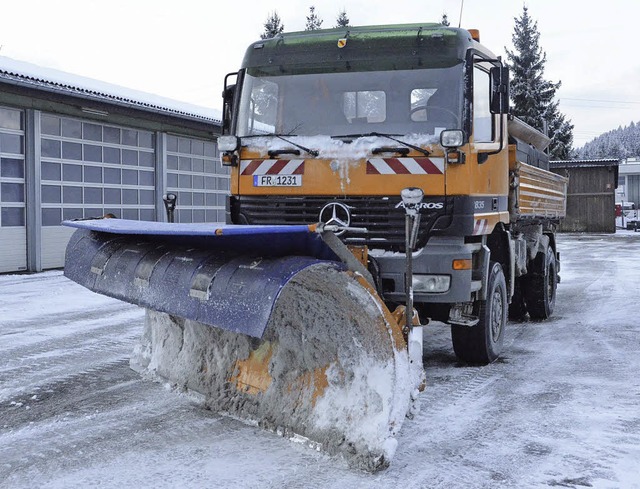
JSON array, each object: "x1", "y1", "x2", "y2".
[{"x1": 62, "y1": 219, "x2": 344, "y2": 338}]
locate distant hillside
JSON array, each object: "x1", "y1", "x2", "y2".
[{"x1": 574, "y1": 121, "x2": 640, "y2": 159}]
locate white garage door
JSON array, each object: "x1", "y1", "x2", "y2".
[
  {"x1": 0, "y1": 106, "x2": 26, "y2": 273},
  {"x1": 39, "y1": 113, "x2": 156, "y2": 269}
]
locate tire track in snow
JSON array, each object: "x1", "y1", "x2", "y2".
[
  {"x1": 0, "y1": 301, "x2": 142, "y2": 338},
  {"x1": 0, "y1": 304, "x2": 142, "y2": 355},
  {"x1": 395, "y1": 311, "x2": 572, "y2": 488},
  {"x1": 0, "y1": 302, "x2": 144, "y2": 403},
  {"x1": 0, "y1": 311, "x2": 141, "y2": 359},
  {"x1": 388, "y1": 321, "x2": 532, "y2": 488},
  {"x1": 1, "y1": 361, "x2": 332, "y2": 489},
  {"x1": 418, "y1": 318, "x2": 530, "y2": 412},
  {"x1": 0, "y1": 270, "x2": 64, "y2": 289},
  {"x1": 0, "y1": 334, "x2": 140, "y2": 403},
  {"x1": 1, "y1": 359, "x2": 138, "y2": 431}
]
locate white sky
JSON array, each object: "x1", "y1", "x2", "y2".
[{"x1": 1, "y1": 0, "x2": 638, "y2": 148}]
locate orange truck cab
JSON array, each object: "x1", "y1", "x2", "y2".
[{"x1": 218, "y1": 23, "x2": 567, "y2": 364}]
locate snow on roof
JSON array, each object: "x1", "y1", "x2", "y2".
[{"x1": 0, "y1": 55, "x2": 221, "y2": 124}]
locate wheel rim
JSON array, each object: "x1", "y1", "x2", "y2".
[
  {"x1": 546, "y1": 255, "x2": 557, "y2": 305},
  {"x1": 490, "y1": 288, "x2": 504, "y2": 342},
  {"x1": 547, "y1": 266, "x2": 556, "y2": 303}
]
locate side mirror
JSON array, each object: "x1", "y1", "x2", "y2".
[
  {"x1": 490, "y1": 66, "x2": 509, "y2": 114},
  {"x1": 222, "y1": 84, "x2": 236, "y2": 135},
  {"x1": 221, "y1": 71, "x2": 238, "y2": 135}
]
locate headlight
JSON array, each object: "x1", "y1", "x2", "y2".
[
  {"x1": 412, "y1": 274, "x2": 451, "y2": 293},
  {"x1": 440, "y1": 129, "x2": 464, "y2": 148},
  {"x1": 217, "y1": 135, "x2": 239, "y2": 152}
]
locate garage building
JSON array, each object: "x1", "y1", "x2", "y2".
[{"x1": 0, "y1": 56, "x2": 223, "y2": 273}]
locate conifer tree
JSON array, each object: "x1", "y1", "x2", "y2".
[
  {"x1": 506, "y1": 6, "x2": 573, "y2": 159},
  {"x1": 261, "y1": 11, "x2": 284, "y2": 39},
  {"x1": 546, "y1": 103, "x2": 574, "y2": 160},
  {"x1": 335, "y1": 9, "x2": 350, "y2": 28},
  {"x1": 305, "y1": 6, "x2": 323, "y2": 30},
  {"x1": 576, "y1": 120, "x2": 640, "y2": 159}
]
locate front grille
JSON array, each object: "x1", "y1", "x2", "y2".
[{"x1": 231, "y1": 196, "x2": 447, "y2": 251}]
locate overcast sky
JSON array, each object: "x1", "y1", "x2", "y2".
[{"x1": 2, "y1": 0, "x2": 638, "y2": 148}]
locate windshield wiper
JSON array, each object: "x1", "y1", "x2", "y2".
[
  {"x1": 273, "y1": 135, "x2": 319, "y2": 157},
  {"x1": 240, "y1": 134, "x2": 319, "y2": 157},
  {"x1": 332, "y1": 132, "x2": 431, "y2": 156}
]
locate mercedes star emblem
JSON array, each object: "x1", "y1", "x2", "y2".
[{"x1": 319, "y1": 202, "x2": 351, "y2": 235}]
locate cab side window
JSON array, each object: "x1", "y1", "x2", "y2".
[{"x1": 473, "y1": 65, "x2": 493, "y2": 143}]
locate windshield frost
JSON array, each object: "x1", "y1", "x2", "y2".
[{"x1": 236, "y1": 66, "x2": 464, "y2": 138}]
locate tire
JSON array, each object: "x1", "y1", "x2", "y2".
[
  {"x1": 451, "y1": 262, "x2": 507, "y2": 364},
  {"x1": 523, "y1": 246, "x2": 557, "y2": 320},
  {"x1": 508, "y1": 277, "x2": 527, "y2": 321}
]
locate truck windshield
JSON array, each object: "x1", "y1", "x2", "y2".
[{"x1": 236, "y1": 65, "x2": 464, "y2": 138}]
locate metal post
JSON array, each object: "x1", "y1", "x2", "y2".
[
  {"x1": 399, "y1": 187, "x2": 425, "y2": 334},
  {"x1": 399, "y1": 187, "x2": 426, "y2": 385},
  {"x1": 25, "y1": 109, "x2": 42, "y2": 272},
  {"x1": 163, "y1": 193, "x2": 177, "y2": 223},
  {"x1": 405, "y1": 212, "x2": 414, "y2": 332}
]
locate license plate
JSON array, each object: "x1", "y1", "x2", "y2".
[{"x1": 253, "y1": 174, "x2": 302, "y2": 187}]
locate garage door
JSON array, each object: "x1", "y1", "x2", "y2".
[
  {"x1": 0, "y1": 106, "x2": 26, "y2": 273},
  {"x1": 40, "y1": 113, "x2": 156, "y2": 269}
]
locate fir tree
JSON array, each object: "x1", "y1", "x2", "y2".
[
  {"x1": 546, "y1": 102, "x2": 574, "y2": 160},
  {"x1": 441, "y1": 13, "x2": 450, "y2": 26},
  {"x1": 305, "y1": 6, "x2": 323, "y2": 30},
  {"x1": 506, "y1": 6, "x2": 574, "y2": 159},
  {"x1": 335, "y1": 9, "x2": 350, "y2": 28},
  {"x1": 261, "y1": 11, "x2": 284, "y2": 39}
]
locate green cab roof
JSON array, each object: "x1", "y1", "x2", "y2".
[{"x1": 241, "y1": 23, "x2": 483, "y2": 75}]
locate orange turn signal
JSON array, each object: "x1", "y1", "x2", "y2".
[{"x1": 452, "y1": 259, "x2": 472, "y2": 270}]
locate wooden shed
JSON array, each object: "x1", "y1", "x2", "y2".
[{"x1": 549, "y1": 159, "x2": 620, "y2": 233}]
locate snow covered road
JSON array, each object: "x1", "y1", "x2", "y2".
[{"x1": 1, "y1": 232, "x2": 639, "y2": 488}]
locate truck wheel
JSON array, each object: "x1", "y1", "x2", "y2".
[
  {"x1": 508, "y1": 277, "x2": 527, "y2": 321},
  {"x1": 451, "y1": 262, "x2": 507, "y2": 364},
  {"x1": 524, "y1": 246, "x2": 557, "y2": 320}
]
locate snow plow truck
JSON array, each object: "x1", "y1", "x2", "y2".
[{"x1": 63, "y1": 23, "x2": 567, "y2": 471}]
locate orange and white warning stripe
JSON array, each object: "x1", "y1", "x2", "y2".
[
  {"x1": 366, "y1": 157, "x2": 444, "y2": 175},
  {"x1": 472, "y1": 218, "x2": 489, "y2": 235},
  {"x1": 240, "y1": 159, "x2": 305, "y2": 176}
]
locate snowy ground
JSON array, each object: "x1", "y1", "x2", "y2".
[{"x1": 1, "y1": 232, "x2": 640, "y2": 488}]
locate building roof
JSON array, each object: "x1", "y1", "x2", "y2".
[
  {"x1": 549, "y1": 158, "x2": 620, "y2": 169},
  {"x1": 618, "y1": 163, "x2": 640, "y2": 175},
  {"x1": 0, "y1": 55, "x2": 221, "y2": 124}
]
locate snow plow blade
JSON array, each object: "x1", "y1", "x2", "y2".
[
  {"x1": 62, "y1": 219, "x2": 422, "y2": 470},
  {"x1": 63, "y1": 220, "x2": 339, "y2": 338}
]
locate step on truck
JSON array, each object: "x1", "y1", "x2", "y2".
[{"x1": 63, "y1": 23, "x2": 567, "y2": 471}]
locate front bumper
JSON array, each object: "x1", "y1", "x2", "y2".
[{"x1": 371, "y1": 236, "x2": 485, "y2": 304}]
